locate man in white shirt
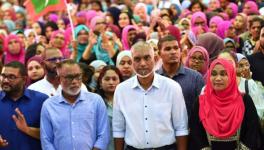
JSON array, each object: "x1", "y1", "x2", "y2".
[
  {"x1": 113, "y1": 41, "x2": 188, "y2": 150},
  {"x1": 28, "y1": 48, "x2": 87, "y2": 97}
]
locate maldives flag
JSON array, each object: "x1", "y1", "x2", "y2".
[{"x1": 24, "y1": 0, "x2": 66, "y2": 21}]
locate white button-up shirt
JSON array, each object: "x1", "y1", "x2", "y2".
[
  {"x1": 113, "y1": 73, "x2": 188, "y2": 149},
  {"x1": 28, "y1": 76, "x2": 88, "y2": 97}
]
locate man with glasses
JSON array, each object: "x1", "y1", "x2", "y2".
[
  {"x1": 40, "y1": 59, "x2": 110, "y2": 150},
  {"x1": 28, "y1": 47, "x2": 87, "y2": 97},
  {"x1": 156, "y1": 35, "x2": 204, "y2": 120},
  {"x1": 0, "y1": 61, "x2": 48, "y2": 150}
]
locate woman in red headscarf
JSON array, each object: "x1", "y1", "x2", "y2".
[{"x1": 188, "y1": 58, "x2": 263, "y2": 150}]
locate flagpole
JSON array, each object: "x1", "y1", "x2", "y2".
[{"x1": 64, "y1": 0, "x2": 75, "y2": 41}]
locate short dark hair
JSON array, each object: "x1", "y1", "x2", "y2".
[
  {"x1": 158, "y1": 35, "x2": 177, "y2": 50},
  {"x1": 249, "y1": 17, "x2": 264, "y2": 28},
  {"x1": 4, "y1": 61, "x2": 27, "y2": 76},
  {"x1": 188, "y1": 1, "x2": 206, "y2": 12},
  {"x1": 42, "y1": 47, "x2": 61, "y2": 60}
]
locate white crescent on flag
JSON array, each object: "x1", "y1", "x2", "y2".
[{"x1": 45, "y1": 0, "x2": 49, "y2": 7}]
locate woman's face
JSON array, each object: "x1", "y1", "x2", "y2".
[
  {"x1": 45, "y1": 26, "x2": 53, "y2": 39},
  {"x1": 36, "y1": 45, "x2": 45, "y2": 56},
  {"x1": 27, "y1": 32, "x2": 36, "y2": 44},
  {"x1": 210, "y1": 64, "x2": 229, "y2": 91},
  {"x1": 189, "y1": 51, "x2": 205, "y2": 72},
  {"x1": 77, "y1": 30, "x2": 89, "y2": 44},
  {"x1": 95, "y1": 18, "x2": 106, "y2": 33},
  {"x1": 118, "y1": 13, "x2": 130, "y2": 28},
  {"x1": 237, "y1": 59, "x2": 251, "y2": 79},
  {"x1": 181, "y1": 20, "x2": 190, "y2": 30},
  {"x1": 243, "y1": 3, "x2": 251, "y2": 15},
  {"x1": 225, "y1": 5, "x2": 233, "y2": 18},
  {"x1": 234, "y1": 15, "x2": 244, "y2": 30},
  {"x1": 191, "y1": 3, "x2": 202, "y2": 13},
  {"x1": 225, "y1": 25, "x2": 236, "y2": 39},
  {"x1": 209, "y1": 22, "x2": 218, "y2": 33},
  {"x1": 57, "y1": 19, "x2": 66, "y2": 30},
  {"x1": 127, "y1": 29, "x2": 137, "y2": 45},
  {"x1": 118, "y1": 56, "x2": 133, "y2": 78},
  {"x1": 209, "y1": 0, "x2": 219, "y2": 11},
  {"x1": 194, "y1": 17, "x2": 205, "y2": 27},
  {"x1": 8, "y1": 39, "x2": 21, "y2": 54},
  {"x1": 27, "y1": 60, "x2": 45, "y2": 81},
  {"x1": 224, "y1": 42, "x2": 236, "y2": 52},
  {"x1": 100, "y1": 69, "x2": 120, "y2": 94},
  {"x1": 51, "y1": 33, "x2": 65, "y2": 48},
  {"x1": 135, "y1": 7, "x2": 146, "y2": 22}
]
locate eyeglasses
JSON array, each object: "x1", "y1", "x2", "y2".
[
  {"x1": 0, "y1": 74, "x2": 23, "y2": 81},
  {"x1": 190, "y1": 56, "x2": 205, "y2": 62},
  {"x1": 60, "y1": 73, "x2": 82, "y2": 82},
  {"x1": 45, "y1": 57, "x2": 65, "y2": 62}
]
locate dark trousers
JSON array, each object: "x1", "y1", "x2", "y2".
[{"x1": 125, "y1": 143, "x2": 176, "y2": 150}]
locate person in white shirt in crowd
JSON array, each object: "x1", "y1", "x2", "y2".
[{"x1": 113, "y1": 41, "x2": 188, "y2": 150}]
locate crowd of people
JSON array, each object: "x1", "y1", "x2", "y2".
[{"x1": 0, "y1": 0, "x2": 264, "y2": 150}]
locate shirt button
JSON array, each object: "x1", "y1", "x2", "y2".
[
  {"x1": 146, "y1": 130, "x2": 148, "y2": 132},
  {"x1": 147, "y1": 142, "x2": 149, "y2": 144},
  {"x1": 145, "y1": 118, "x2": 147, "y2": 120},
  {"x1": 145, "y1": 93, "x2": 147, "y2": 95},
  {"x1": 145, "y1": 105, "x2": 147, "y2": 108}
]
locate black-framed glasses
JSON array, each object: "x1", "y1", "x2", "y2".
[
  {"x1": 45, "y1": 57, "x2": 65, "y2": 62},
  {"x1": 0, "y1": 74, "x2": 23, "y2": 81},
  {"x1": 60, "y1": 73, "x2": 82, "y2": 82}
]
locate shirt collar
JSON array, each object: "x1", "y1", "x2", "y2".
[
  {"x1": 131, "y1": 73, "x2": 160, "y2": 89},
  {"x1": 58, "y1": 90, "x2": 87, "y2": 104},
  {"x1": 157, "y1": 65, "x2": 186, "y2": 77},
  {"x1": 0, "y1": 89, "x2": 31, "y2": 101}
]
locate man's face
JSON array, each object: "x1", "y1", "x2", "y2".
[
  {"x1": 250, "y1": 21, "x2": 261, "y2": 40},
  {"x1": 0, "y1": 67, "x2": 25, "y2": 94},
  {"x1": 58, "y1": 64, "x2": 82, "y2": 96},
  {"x1": 44, "y1": 50, "x2": 64, "y2": 76},
  {"x1": 159, "y1": 40, "x2": 181, "y2": 65},
  {"x1": 132, "y1": 48, "x2": 155, "y2": 78}
]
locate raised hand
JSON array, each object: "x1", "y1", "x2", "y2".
[{"x1": 12, "y1": 108, "x2": 29, "y2": 134}]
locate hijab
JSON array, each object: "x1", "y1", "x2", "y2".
[
  {"x1": 199, "y1": 58, "x2": 245, "y2": 138},
  {"x1": 196, "y1": 32, "x2": 224, "y2": 62},
  {"x1": 4, "y1": 34, "x2": 25, "y2": 64},
  {"x1": 50, "y1": 30, "x2": 70, "y2": 58},
  {"x1": 243, "y1": 1, "x2": 259, "y2": 15},
  {"x1": 185, "y1": 46, "x2": 209, "y2": 76},
  {"x1": 121, "y1": 25, "x2": 137, "y2": 50},
  {"x1": 216, "y1": 21, "x2": 232, "y2": 39},
  {"x1": 74, "y1": 25, "x2": 89, "y2": 62},
  {"x1": 191, "y1": 11, "x2": 208, "y2": 32},
  {"x1": 26, "y1": 56, "x2": 45, "y2": 86},
  {"x1": 227, "y1": 3, "x2": 238, "y2": 19}
]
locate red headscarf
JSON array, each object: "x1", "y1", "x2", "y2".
[
  {"x1": 199, "y1": 58, "x2": 245, "y2": 138},
  {"x1": 4, "y1": 34, "x2": 25, "y2": 64}
]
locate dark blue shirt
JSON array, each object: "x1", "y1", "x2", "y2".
[
  {"x1": 157, "y1": 65, "x2": 205, "y2": 118},
  {"x1": 0, "y1": 89, "x2": 48, "y2": 150}
]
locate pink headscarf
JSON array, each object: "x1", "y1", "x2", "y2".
[
  {"x1": 48, "y1": 13, "x2": 59, "y2": 23},
  {"x1": 243, "y1": 1, "x2": 259, "y2": 15},
  {"x1": 26, "y1": 56, "x2": 45, "y2": 86},
  {"x1": 227, "y1": 3, "x2": 238, "y2": 19},
  {"x1": 89, "y1": 15, "x2": 105, "y2": 31},
  {"x1": 216, "y1": 21, "x2": 232, "y2": 39},
  {"x1": 199, "y1": 58, "x2": 244, "y2": 138},
  {"x1": 4, "y1": 34, "x2": 25, "y2": 64},
  {"x1": 85, "y1": 10, "x2": 98, "y2": 27},
  {"x1": 167, "y1": 25, "x2": 181, "y2": 47},
  {"x1": 218, "y1": 12, "x2": 230, "y2": 20},
  {"x1": 191, "y1": 12, "x2": 208, "y2": 32},
  {"x1": 185, "y1": 46, "x2": 209, "y2": 76},
  {"x1": 122, "y1": 25, "x2": 137, "y2": 50},
  {"x1": 209, "y1": 16, "x2": 224, "y2": 27},
  {"x1": 50, "y1": 30, "x2": 70, "y2": 58}
]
